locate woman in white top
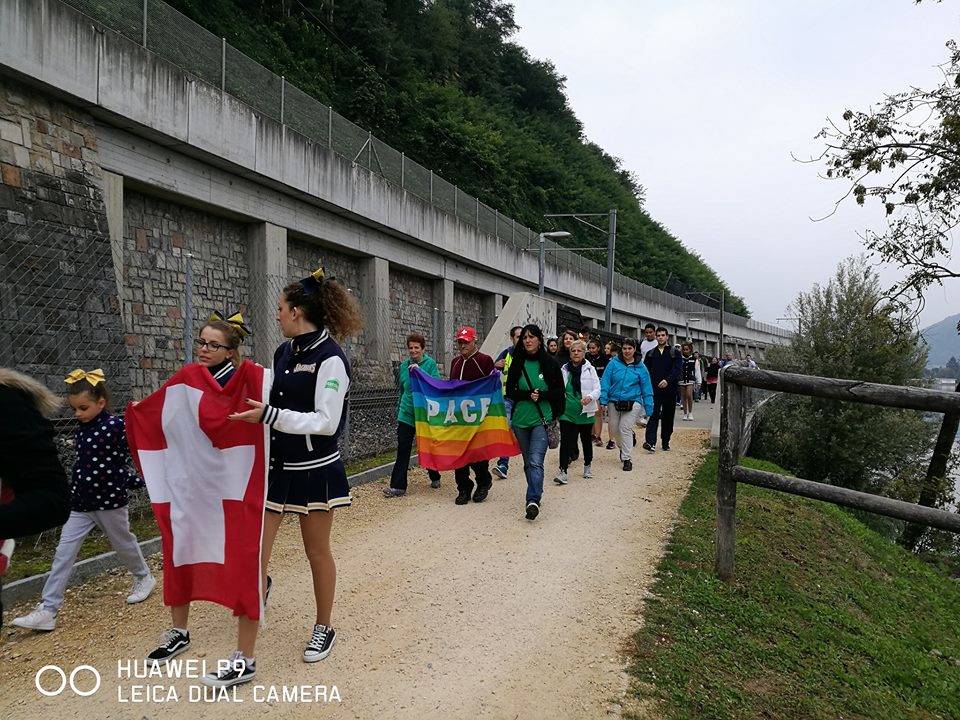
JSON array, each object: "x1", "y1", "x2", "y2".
[
  {"x1": 554, "y1": 340, "x2": 601, "y2": 484},
  {"x1": 678, "y1": 341, "x2": 702, "y2": 421}
]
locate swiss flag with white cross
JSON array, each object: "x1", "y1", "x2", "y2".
[{"x1": 126, "y1": 361, "x2": 270, "y2": 620}]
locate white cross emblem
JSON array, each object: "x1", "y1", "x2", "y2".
[{"x1": 138, "y1": 384, "x2": 254, "y2": 567}]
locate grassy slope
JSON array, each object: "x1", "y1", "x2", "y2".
[{"x1": 629, "y1": 453, "x2": 960, "y2": 720}]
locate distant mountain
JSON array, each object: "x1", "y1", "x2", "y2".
[{"x1": 921, "y1": 313, "x2": 960, "y2": 367}]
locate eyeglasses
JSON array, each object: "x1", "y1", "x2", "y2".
[{"x1": 194, "y1": 338, "x2": 234, "y2": 352}]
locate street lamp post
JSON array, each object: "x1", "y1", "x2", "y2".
[
  {"x1": 685, "y1": 316, "x2": 702, "y2": 342},
  {"x1": 536, "y1": 231, "x2": 572, "y2": 297},
  {"x1": 543, "y1": 210, "x2": 617, "y2": 330}
]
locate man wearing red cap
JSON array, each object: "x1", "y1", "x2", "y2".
[{"x1": 449, "y1": 326, "x2": 496, "y2": 505}]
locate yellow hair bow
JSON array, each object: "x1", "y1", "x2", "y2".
[
  {"x1": 65, "y1": 368, "x2": 106, "y2": 386},
  {"x1": 298, "y1": 266, "x2": 326, "y2": 294},
  {"x1": 209, "y1": 310, "x2": 252, "y2": 337}
]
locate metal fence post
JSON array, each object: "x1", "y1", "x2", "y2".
[
  {"x1": 716, "y1": 370, "x2": 743, "y2": 580},
  {"x1": 429, "y1": 170, "x2": 434, "y2": 204},
  {"x1": 328, "y1": 106, "x2": 333, "y2": 149},
  {"x1": 183, "y1": 252, "x2": 194, "y2": 363},
  {"x1": 454, "y1": 187, "x2": 458, "y2": 215},
  {"x1": 400, "y1": 152, "x2": 405, "y2": 188},
  {"x1": 280, "y1": 76, "x2": 285, "y2": 124},
  {"x1": 142, "y1": 0, "x2": 148, "y2": 47},
  {"x1": 476, "y1": 198, "x2": 480, "y2": 226},
  {"x1": 494, "y1": 209, "x2": 499, "y2": 238},
  {"x1": 367, "y1": 130, "x2": 372, "y2": 170},
  {"x1": 221, "y1": 38, "x2": 226, "y2": 89}
]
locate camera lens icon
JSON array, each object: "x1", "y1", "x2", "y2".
[{"x1": 35, "y1": 664, "x2": 101, "y2": 697}]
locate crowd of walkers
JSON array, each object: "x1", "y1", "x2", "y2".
[
  {"x1": 385, "y1": 321, "x2": 733, "y2": 522},
  {"x1": 2, "y1": 285, "x2": 751, "y2": 689}
]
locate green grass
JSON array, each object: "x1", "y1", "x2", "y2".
[
  {"x1": 629, "y1": 452, "x2": 960, "y2": 720},
  {"x1": 6, "y1": 451, "x2": 399, "y2": 584}
]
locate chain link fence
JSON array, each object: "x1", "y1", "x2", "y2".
[{"x1": 55, "y1": 0, "x2": 786, "y2": 337}]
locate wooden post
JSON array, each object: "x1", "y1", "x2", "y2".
[{"x1": 715, "y1": 370, "x2": 743, "y2": 580}]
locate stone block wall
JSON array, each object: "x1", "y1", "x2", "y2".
[
  {"x1": 0, "y1": 77, "x2": 130, "y2": 405},
  {"x1": 389, "y1": 269, "x2": 436, "y2": 362},
  {"x1": 120, "y1": 190, "x2": 249, "y2": 394},
  {"x1": 285, "y1": 237, "x2": 381, "y2": 382}
]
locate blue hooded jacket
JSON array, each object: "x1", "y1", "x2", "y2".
[{"x1": 599, "y1": 355, "x2": 655, "y2": 416}]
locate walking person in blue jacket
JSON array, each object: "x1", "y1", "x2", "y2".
[
  {"x1": 643, "y1": 327, "x2": 682, "y2": 451},
  {"x1": 599, "y1": 338, "x2": 654, "y2": 472}
]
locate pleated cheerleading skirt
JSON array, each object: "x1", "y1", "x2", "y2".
[{"x1": 265, "y1": 461, "x2": 353, "y2": 514}]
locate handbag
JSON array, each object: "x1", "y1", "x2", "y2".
[
  {"x1": 613, "y1": 400, "x2": 634, "y2": 412},
  {"x1": 521, "y1": 363, "x2": 560, "y2": 449}
]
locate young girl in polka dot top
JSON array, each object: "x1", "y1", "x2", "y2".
[{"x1": 11, "y1": 369, "x2": 157, "y2": 632}]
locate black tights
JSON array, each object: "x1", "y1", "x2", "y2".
[{"x1": 559, "y1": 421, "x2": 594, "y2": 470}]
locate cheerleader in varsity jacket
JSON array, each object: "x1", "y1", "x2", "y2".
[
  {"x1": 148, "y1": 312, "x2": 271, "y2": 690},
  {"x1": 230, "y1": 267, "x2": 363, "y2": 665}
]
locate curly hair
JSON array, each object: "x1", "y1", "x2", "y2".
[{"x1": 283, "y1": 277, "x2": 364, "y2": 340}]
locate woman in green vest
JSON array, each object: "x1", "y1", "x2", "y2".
[{"x1": 384, "y1": 332, "x2": 441, "y2": 497}]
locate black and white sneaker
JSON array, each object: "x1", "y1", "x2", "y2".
[
  {"x1": 525, "y1": 501, "x2": 540, "y2": 520},
  {"x1": 146, "y1": 628, "x2": 190, "y2": 664},
  {"x1": 303, "y1": 624, "x2": 337, "y2": 663},
  {"x1": 202, "y1": 650, "x2": 256, "y2": 688},
  {"x1": 642, "y1": 442, "x2": 655, "y2": 453}
]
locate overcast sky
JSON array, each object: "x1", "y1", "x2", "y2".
[{"x1": 512, "y1": 0, "x2": 960, "y2": 328}]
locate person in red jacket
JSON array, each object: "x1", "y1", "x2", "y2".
[{"x1": 449, "y1": 326, "x2": 496, "y2": 505}]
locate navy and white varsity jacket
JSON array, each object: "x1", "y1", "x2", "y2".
[{"x1": 259, "y1": 329, "x2": 351, "y2": 472}]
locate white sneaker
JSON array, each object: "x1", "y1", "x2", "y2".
[
  {"x1": 11, "y1": 603, "x2": 56, "y2": 631},
  {"x1": 583, "y1": 465, "x2": 592, "y2": 479},
  {"x1": 127, "y1": 574, "x2": 157, "y2": 604},
  {"x1": 689, "y1": 414, "x2": 695, "y2": 421},
  {"x1": 553, "y1": 470, "x2": 568, "y2": 485}
]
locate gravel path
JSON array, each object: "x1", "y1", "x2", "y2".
[{"x1": 1, "y1": 426, "x2": 709, "y2": 719}]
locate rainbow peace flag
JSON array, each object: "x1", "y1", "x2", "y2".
[{"x1": 410, "y1": 368, "x2": 520, "y2": 471}]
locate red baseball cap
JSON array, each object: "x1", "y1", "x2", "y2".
[{"x1": 455, "y1": 326, "x2": 477, "y2": 342}]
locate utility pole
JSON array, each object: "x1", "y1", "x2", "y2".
[
  {"x1": 543, "y1": 210, "x2": 617, "y2": 331},
  {"x1": 719, "y1": 290, "x2": 725, "y2": 356},
  {"x1": 538, "y1": 233, "x2": 546, "y2": 298},
  {"x1": 605, "y1": 208, "x2": 617, "y2": 332}
]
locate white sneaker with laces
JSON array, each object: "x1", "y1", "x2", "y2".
[
  {"x1": 127, "y1": 574, "x2": 157, "y2": 604},
  {"x1": 583, "y1": 465, "x2": 592, "y2": 479},
  {"x1": 689, "y1": 413, "x2": 695, "y2": 421},
  {"x1": 11, "y1": 603, "x2": 56, "y2": 631},
  {"x1": 553, "y1": 470, "x2": 568, "y2": 485}
]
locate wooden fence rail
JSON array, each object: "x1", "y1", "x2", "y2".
[{"x1": 715, "y1": 366, "x2": 960, "y2": 580}]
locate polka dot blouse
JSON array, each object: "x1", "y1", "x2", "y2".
[{"x1": 70, "y1": 410, "x2": 142, "y2": 512}]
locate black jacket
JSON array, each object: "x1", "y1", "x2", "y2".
[
  {"x1": 643, "y1": 344, "x2": 682, "y2": 392},
  {"x1": 260, "y1": 329, "x2": 351, "y2": 472},
  {"x1": 0, "y1": 369, "x2": 71, "y2": 538},
  {"x1": 505, "y1": 350, "x2": 565, "y2": 420}
]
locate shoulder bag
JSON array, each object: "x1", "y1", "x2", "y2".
[{"x1": 521, "y1": 362, "x2": 560, "y2": 449}]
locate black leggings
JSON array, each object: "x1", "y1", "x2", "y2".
[
  {"x1": 708, "y1": 383, "x2": 717, "y2": 403},
  {"x1": 559, "y1": 421, "x2": 594, "y2": 470}
]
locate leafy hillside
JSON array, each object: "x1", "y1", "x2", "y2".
[
  {"x1": 921, "y1": 313, "x2": 960, "y2": 368},
  {"x1": 166, "y1": 0, "x2": 750, "y2": 316},
  {"x1": 629, "y1": 454, "x2": 960, "y2": 719}
]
